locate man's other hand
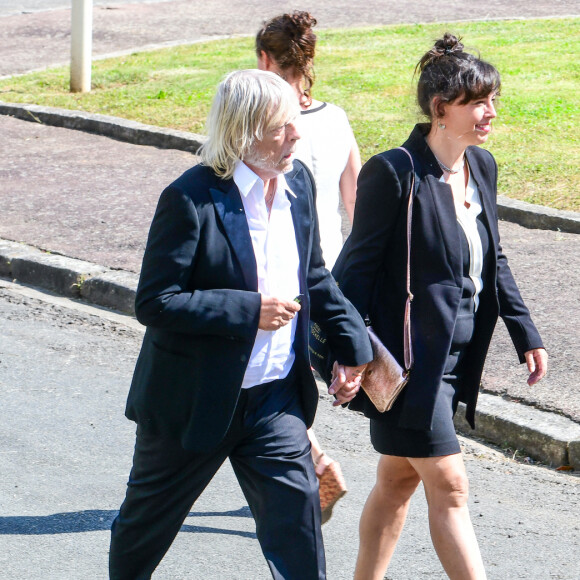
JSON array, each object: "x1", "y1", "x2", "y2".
[{"x1": 258, "y1": 295, "x2": 301, "y2": 331}]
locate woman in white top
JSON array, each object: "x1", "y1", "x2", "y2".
[
  {"x1": 256, "y1": 11, "x2": 361, "y2": 269},
  {"x1": 256, "y1": 10, "x2": 361, "y2": 522}
]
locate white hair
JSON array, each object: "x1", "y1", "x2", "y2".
[{"x1": 199, "y1": 69, "x2": 299, "y2": 179}]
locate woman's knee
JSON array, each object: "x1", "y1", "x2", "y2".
[
  {"x1": 410, "y1": 455, "x2": 471, "y2": 508},
  {"x1": 427, "y1": 469, "x2": 470, "y2": 508},
  {"x1": 375, "y1": 457, "x2": 421, "y2": 501}
]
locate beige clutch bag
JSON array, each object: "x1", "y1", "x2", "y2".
[{"x1": 361, "y1": 327, "x2": 409, "y2": 413}]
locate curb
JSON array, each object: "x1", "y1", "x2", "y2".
[
  {"x1": 454, "y1": 396, "x2": 580, "y2": 469},
  {"x1": 2, "y1": 101, "x2": 580, "y2": 234},
  {"x1": 0, "y1": 239, "x2": 138, "y2": 314},
  {"x1": 497, "y1": 195, "x2": 580, "y2": 235},
  {"x1": 0, "y1": 101, "x2": 205, "y2": 154},
  {"x1": 2, "y1": 237, "x2": 578, "y2": 470}
]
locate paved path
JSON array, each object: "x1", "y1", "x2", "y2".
[
  {"x1": 0, "y1": 281, "x2": 578, "y2": 579},
  {"x1": 0, "y1": 0, "x2": 173, "y2": 17},
  {"x1": 1, "y1": 2, "x2": 579, "y2": 450},
  {"x1": 1, "y1": 0, "x2": 579, "y2": 76}
]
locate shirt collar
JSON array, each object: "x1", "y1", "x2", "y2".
[{"x1": 233, "y1": 161, "x2": 296, "y2": 199}]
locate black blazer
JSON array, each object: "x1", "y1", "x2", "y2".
[
  {"x1": 338, "y1": 125, "x2": 543, "y2": 430},
  {"x1": 125, "y1": 160, "x2": 372, "y2": 452}
]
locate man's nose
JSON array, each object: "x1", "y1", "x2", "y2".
[{"x1": 287, "y1": 122, "x2": 301, "y2": 141}]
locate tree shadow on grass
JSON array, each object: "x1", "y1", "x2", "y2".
[{"x1": 0, "y1": 506, "x2": 255, "y2": 538}]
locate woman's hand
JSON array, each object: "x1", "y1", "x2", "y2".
[
  {"x1": 525, "y1": 348, "x2": 548, "y2": 386},
  {"x1": 329, "y1": 362, "x2": 367, "y2": 406}
]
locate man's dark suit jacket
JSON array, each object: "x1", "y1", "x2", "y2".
[
  {"x1": 338, "y1": 124, "x2": 544, "y2": 431},
  {"x1": 125, "y1": 160, "x2": 372, "y2": 453}
]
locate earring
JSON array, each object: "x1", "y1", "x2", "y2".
[{"x1": 438, "y1": 122, "x2": 446, "y2": 130}]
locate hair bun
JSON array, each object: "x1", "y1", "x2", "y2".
[
  {"x1": 286, "y1": 10, "x2": 317, "y2": 40},
  {"x1": 416, "y1": 32, "x2": 464, "y2": 74},
  {"x1": 434, "y1": 33, "x2": 464, "y2": 57}
]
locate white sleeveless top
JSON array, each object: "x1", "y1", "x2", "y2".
[{"x1": 295, "y1": 102, "x2": 355, "y2": 269}]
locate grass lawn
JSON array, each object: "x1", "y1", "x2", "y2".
[{"x1": 1, "y1": 18, "x2": 578, "y2": 210}]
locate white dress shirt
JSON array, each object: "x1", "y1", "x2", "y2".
[
  {"x1": 448, "y1": 168, "x2": 485, "y2": 311},
  {"x1": 233, "y1": 161, "x2": 301, "y2": 389}
]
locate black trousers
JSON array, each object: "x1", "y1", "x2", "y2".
[{"x1": 109, "y1": 371, "x2": 325, "y2": 579}]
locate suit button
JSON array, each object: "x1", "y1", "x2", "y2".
[{"x1": 240, "y1": 354, "x2": 247, "y2": 362}]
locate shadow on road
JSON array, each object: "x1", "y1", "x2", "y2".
[{"x1": 0, "y1": 506, "x2": 254, "y2": 536}]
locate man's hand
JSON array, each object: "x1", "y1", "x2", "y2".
[
  {"x1": 328, "y1": 362, "x2": 367, "y2": 406},
  {"x1": 258, "y1": 295, "x2": 301, "y2": 331},
  {"x1": 525, "y1": 348, "x2": 548, "y2": 386}
]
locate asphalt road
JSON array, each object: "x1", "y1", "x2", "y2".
[
  {"x1": 2, "y1": 0, "x2": 579, "y2": 76},
  {"x1": 0, "y1": 279, "x2": 578, "y2": 579},
  {"x1": 0, "y1": 0, "x2": 174, "y2": 17}
]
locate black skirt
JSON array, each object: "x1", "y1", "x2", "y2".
[
  {"x1": 370, "y1": 310, "x2": 473, "y2": 458},
  {"x1": 370, "y1": 212, "x2": 489, "y2": 458}
]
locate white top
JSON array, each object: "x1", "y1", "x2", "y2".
[
  {"x1": 233, "y1": 161, "x2": 300, "y2": 389},
  {"x1": 446, "y1": 168, "x2": 485, "y2": 311},
  {"x1": 295, "y1": 102, "x2": 355, "y2": 269}
]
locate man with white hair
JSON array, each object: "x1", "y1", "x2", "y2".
[{"x1": 109, "y1": 69, "x2": 372, "y2": 579}]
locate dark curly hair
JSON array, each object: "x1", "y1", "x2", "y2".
[
  {"x1": 415, "y1": 33, "x2": 501, "y2": 120},
  {"x1": 255, "y1": 11, "x2": 317, "y2": 106}
]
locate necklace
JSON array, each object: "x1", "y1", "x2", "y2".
[{"x1": 432, "y1": 152, "x2": 465, "y2": 175}]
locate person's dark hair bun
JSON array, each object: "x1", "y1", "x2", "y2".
[
  {"x1": 417, "y1": 33, "x2": 464, "y2": 74},
  {"x1": 285, "y1": 10, "x2": 317, "y2": 40},
  {"x1": 435, "y1": 33, "x2": 464, "y2": 56}
]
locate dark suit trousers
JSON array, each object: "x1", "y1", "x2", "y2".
[{"x1": 109, "y1": 370, "x2": 326, "y2": 579}]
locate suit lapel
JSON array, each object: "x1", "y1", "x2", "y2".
[
  {"x1": 286, "y1": 167, "x2": 311, "y2": 293},
  {"x1": 466, "y1": 148, "x2": 500, "y2": 251},
  {"x1": 422, "y1": 175, "x2": 463, "y2": 286},
  {"x1": 209, "y1": 181, "x2": 258, "y2": 291}
]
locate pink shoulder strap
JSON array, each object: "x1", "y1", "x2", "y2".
[{"x1": 395, "y1": 147, "x2": 415, "y2": 372}]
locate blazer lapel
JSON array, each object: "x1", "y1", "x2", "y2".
[
  {"x1": 287, "y1": 188, "x2": 310, "y2": 293},
  {"x1": 466, "y1": 148, "x2": 500, "y2": 251},
  {"x1": 209, "y1": 181, "x2": 258, "y2": 291},
  {"x1": 422, "y1": 175, "x2": 463, "y2": 286}
]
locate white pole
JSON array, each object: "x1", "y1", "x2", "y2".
[{"x1": 70, "y1": 0, "x2": 93, "y2": 93}]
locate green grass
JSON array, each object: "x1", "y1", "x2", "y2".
[{"x1": 1, "y1": 18, "x2": 578, "y2": 210}]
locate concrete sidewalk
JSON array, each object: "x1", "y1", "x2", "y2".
[{"x1": 1, "y1": 0, "x2": 579, "y2": 469}]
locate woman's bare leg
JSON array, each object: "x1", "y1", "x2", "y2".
[
  {"x1": 354, "y1": 455, "x2": 421, "y2": 580},
  {"x1": 409, "y1": 454, "x2": 486, "y2": 580}
]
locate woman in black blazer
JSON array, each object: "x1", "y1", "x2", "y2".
[{"x1": 338, "y1": 34, "x2": 548, "y2": 579}]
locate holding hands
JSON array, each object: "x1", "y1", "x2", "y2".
[{"x1": 329, "y1": 362, "x2": 367, "y2": 406}]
